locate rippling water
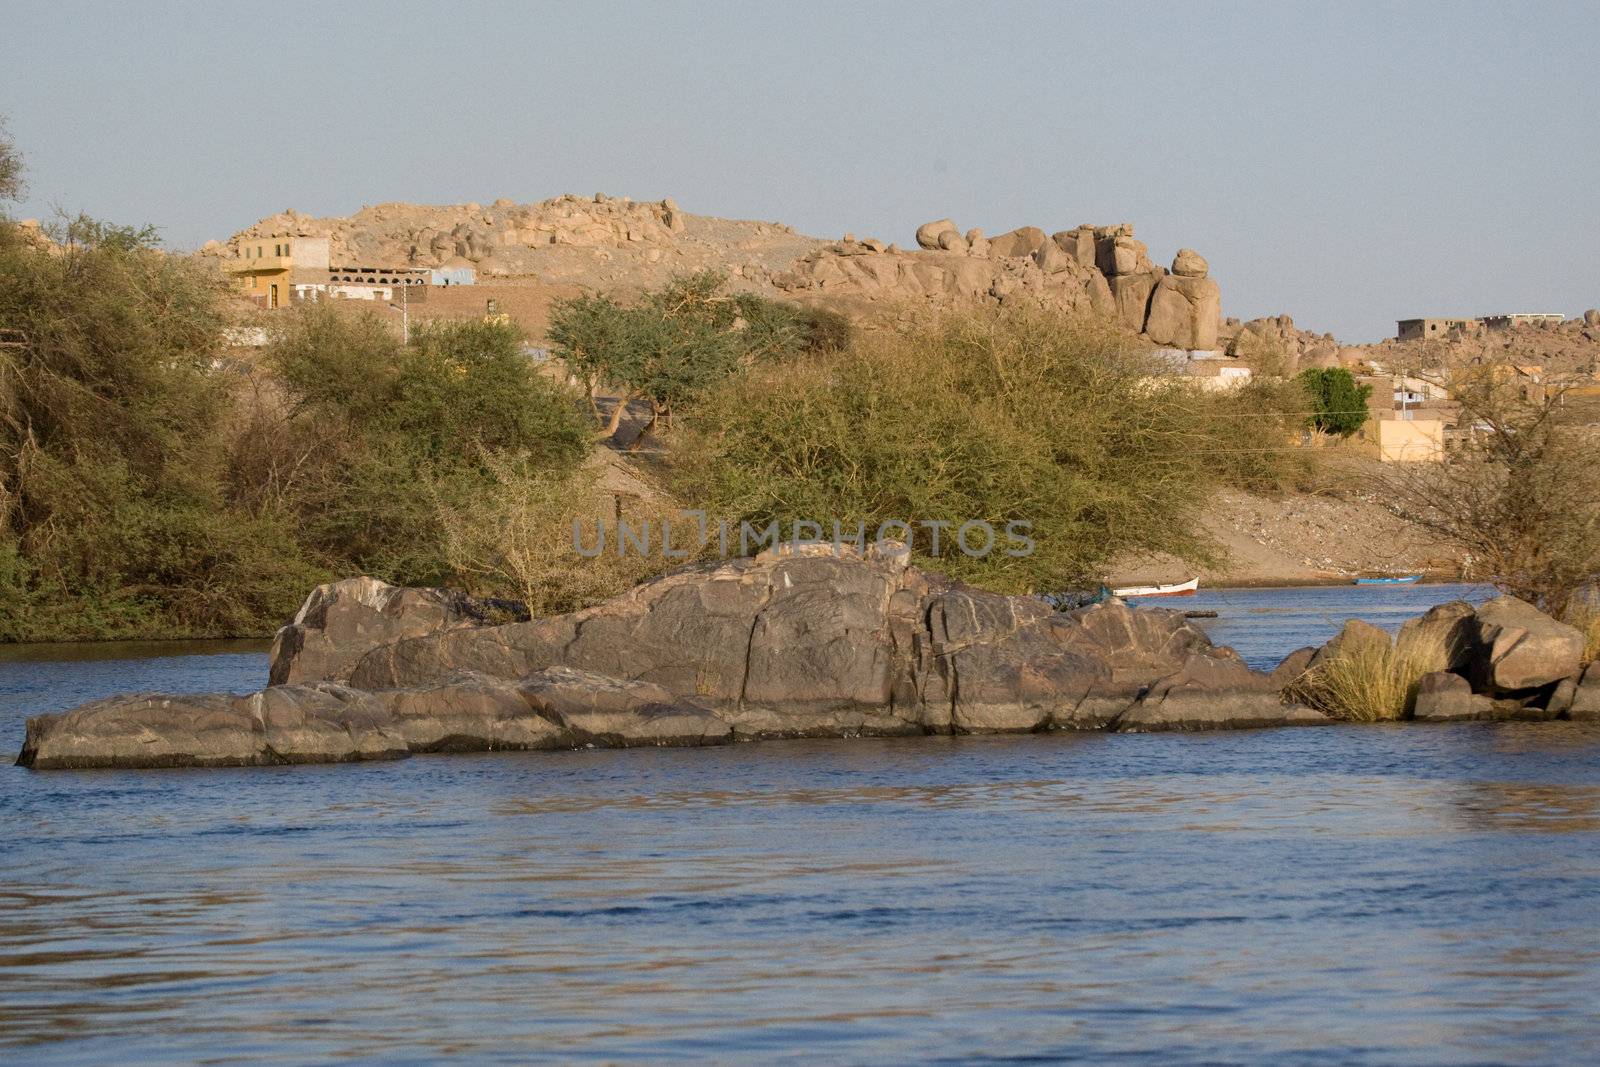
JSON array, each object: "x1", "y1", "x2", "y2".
[{"x1": 4, "y1": 586, "x2": 1598, "y2": 1064}]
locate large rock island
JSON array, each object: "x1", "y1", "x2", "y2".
[
  {"x1": 19, "y1": 546, "x2": 1598, "y2": 770},
  {"x1": 17, "y1": 546, "x2": 1319, "y2": 770}
]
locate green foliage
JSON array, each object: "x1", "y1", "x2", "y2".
[
  {"x1": 1183, "y1": 376, "x2": 1317, "y2": 493},
  {"x1": 0, "y1": 117, "x2": 22, "y2": 202},
  {"x1": 256, "y1": 305, "x2": 591, "y2": 588},
  {"x1": 671, "y1": 306, "x2": 1237, "y2": 591},
  {"x1": 549, "y1": 271, "x2": 851, "y2": 442},
  {"x1": 0, "y1": 214, "x2": 327, "y2": 639},
  {"x1": 1298, "y1": 367, "x2": 1370, "y2": 437},
  {"x1": 0, "y1": 202, "x2": 592, "y2": 640}
]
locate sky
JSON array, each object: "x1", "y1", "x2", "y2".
[{"x1": 2, "y1": 1, "x2": 1595, "y2": 342}]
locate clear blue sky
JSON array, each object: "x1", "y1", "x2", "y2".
[{"x1": 3, "y1": 1, "x2": 1595, "y2": 341}]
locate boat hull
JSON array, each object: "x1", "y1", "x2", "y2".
[{"x1": 1111, "y1": 578, "x2": 1200, "y2": 598}]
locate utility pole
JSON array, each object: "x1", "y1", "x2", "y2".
[{"x1": 401, "y1": 283, "x2": 410, "y2": 345}]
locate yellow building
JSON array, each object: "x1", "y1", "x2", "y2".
[
  {"x1": 222, "y1": 235, "x2": 330, "y2": 309},
  {"x1": 1375, "y1": 417, "x2": 1446, "y2": 462}
]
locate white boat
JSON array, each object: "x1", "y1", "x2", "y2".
[{"x1": 1111, "y1": 577, "x2": 1200, "y2": 598}]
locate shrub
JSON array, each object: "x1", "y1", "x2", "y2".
[
  {"x1": 255, "y1": 305, "x2": 591, "y2": 589},
  {"x1": 1386, "y1": 364, "x2": 1600, "y2": 617},
  {"x1": 432, "y1": 452, "x2": 684, "y2": 617},
  {"x1": 670, "y1": 305, "x2": 1245, "y2": 591},
  {"x1": 1183, "y1": 376, "x2": 1317, "y2": 493},
  {"x1": 0, "y1": 211, "x2": 326, "y2": 639}
]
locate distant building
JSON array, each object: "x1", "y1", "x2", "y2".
[
  {"x1": 430, "y1": 265, "x2": 476, "y2": 286},
  {"x1": 1397, "y1": 312, "x2": 1567, "y2": 341},
  {"x1": 1396, "y1": 317, "x2": 1476, "y2": 342},
  {"x1": 1375, "y1": 417, "x2": 1446, "y2": 462},
  {"x1": 1481, "y1": 312, "x2": 1564, "y2": 331},
  {"x1": 223, "y1": 235, "x2": 452, "y2": 308},
  {"x1": 223, "y1": 235, "x2": 330, "y2": 309}
]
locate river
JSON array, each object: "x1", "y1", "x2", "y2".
[{"x1": 4, "y1": 584, "x2": 1598, "y2": 1064}]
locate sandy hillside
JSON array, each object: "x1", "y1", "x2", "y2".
[{"x1": 1108, "y1": 485, "x2": 1457, "y2": 587}]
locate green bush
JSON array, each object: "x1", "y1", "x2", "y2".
[
  {"x1": 1184, "y1": 376, "x2": 1317, "y2": 493},
  {"x1": 1299, "y1": 367, "x2": 1371, "y2": 437},
  {"x1": 256, "y1": 305, "x2": 591, "y2": 588},
  {"x1": 670, "y1": 306, "x2": 1244, "y2": 592},
  {"x1": 0, "y1": 214, "x2": 328, "y2": 639}
]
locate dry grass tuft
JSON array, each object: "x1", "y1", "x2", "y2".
[
  {"x1": 1289, "y1": 629, "x2": 1454, "y2": 722},
  {"x1": 1567, "y1": 599, "x2": 1600, "y2": 666}
]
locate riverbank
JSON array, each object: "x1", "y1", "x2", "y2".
[{"x1": 1108, "y1": 483, "x2": 1456, "y2": 588}]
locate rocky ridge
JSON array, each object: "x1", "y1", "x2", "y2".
[
  {"x1": 18, "y1": 546, "x2": 1319, "y2": 770},
  {"x1": 212, "y1": 198, "x2": 1227, "y2": 349},
  {"x1": 773, "y1": 220, "x2": 1223, "y2": 351},
  {"x1": 209, "y1": 193, "x2": 825, "y2": 291}
]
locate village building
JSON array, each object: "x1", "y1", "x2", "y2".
[
  {"x1": 1396, "y1": 312, "x2": 1568, "y2": 341},
  {"x1": 224, "y1": 235, "x2": 331, "y2": 309},
  {"x1": 1481, "y1": 312, "x2": 1565, "y2": 331},
  {"x1": 223, "y1": 237, "x2": 474, "y2": 309},
  {"x1": 1395, "y1": 317, "x2": 1477, "y2": 341}
]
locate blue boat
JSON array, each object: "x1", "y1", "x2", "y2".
[{"x1": 1353, "y1": 575, "x2": 1422, "y2": 585}]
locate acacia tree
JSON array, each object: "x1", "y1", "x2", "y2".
[
  {"x1": 548, "y1": 271, "x2": 847, "y2": 448},
  {"x1": 1386, "y1": 362, "x2": 1600, "y2": 616}
]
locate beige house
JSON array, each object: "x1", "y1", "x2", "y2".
[
  {"x1": 223, "y1": 235, "x2": 331, "y2": 309},
  {"x1": 1396, "y1": 317, "x2": 1476, "y2": 341},
  {"x1": 1374, "y1": 416, "x2": 1445, "y2": 462}
]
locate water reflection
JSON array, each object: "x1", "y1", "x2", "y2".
[{"x1": 1448, "y1": 780, "x2": 1600, "y2": 833}]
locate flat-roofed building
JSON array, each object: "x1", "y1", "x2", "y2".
[
  {"x1": 1481, "y1": 312, "x2": 1565, "y2": 330},
  {"x1": 223, "y1": 235, "x2": 331, "y2": 309},
  {"x1": 1396, "y1": 317, "x2": 1477, "y2": 341}
]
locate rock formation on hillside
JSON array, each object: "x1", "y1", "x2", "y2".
[
  {"x1": 1219, "y1": 314, "x2": 1352, "y2": 372},
  {"x1": 217, "y1": 196, "x2": 1228, "y2": 349},
  {"x1": 219, "y1": 193, "x2": 826, "y2": 289},
  {"x1": 773, "y1": 221, "x2": 1222, "y2": 351},
  {"x1": 18, "y1": 547, "x2": 1324, "y2": 770}
]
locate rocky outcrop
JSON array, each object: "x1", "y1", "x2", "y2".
[
  {"x1": 268, "y1": 576, "x2": 526, "y2": 687},
  {"x1": 1118, "y1": 651, "x2": 1325, "y2": 731},
  {"x1": 1471, "y1": 595, "x2": 1585, "y2": 693},
  {"x1": 1220, "y1": 315, "x2": 1346, "y2": 373},
  {"x1": 18, "y1": 688, "x2": 410, "y2": 770},
  {"x1": 18, "y1": 549, "x2": 1324, "y2": 770},
  {"x1": 1570, "y1": 663, "x2": 1600, "y2": 721},
  {"x1": 775, "y1": 220, "x2": 1220, "y2": 352},
  {"x1": 1412, "y1": 670, "x2": 1491, "y2": 723},
  {"x1": 1287, "y1": 593, "x2": 1596, "y2": 724}
]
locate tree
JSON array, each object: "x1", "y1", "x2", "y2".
[
  {"x1": 1386, "y1": 363, "x2": 1600, "y2": 617},
  {"x1": 0, "y1": 210, "x2": 327, "y2": 638},
  {"x1": 1298, "y1": 367, "x2": 1370, "y2": 437},
  {"x1": 253, "y1": 305, "x2": 591, "y2": 586},
  {"x1": 0, "y1": 117, "x2": 23, "y2": 203},
  {"x1": 548, "y1": 272, "x2": 849, "y2": 448}
]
